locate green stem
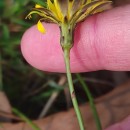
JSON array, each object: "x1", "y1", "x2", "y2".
[
  {"x1": 12, "y1": 108, "x2": 40, "y2": 130},
  {"x1": 63, "y1": 48, "x2": 85, "y2": 130},
  {"x1": 76, "y1": 74, "x2": 102, "y2": 130},
  {"x1": 0, "y1": 54, "x2": 3, "y2": 91}
]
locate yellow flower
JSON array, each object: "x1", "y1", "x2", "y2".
[{"x1": 26, "y1": 0, "x2": 112, "y2": 49}]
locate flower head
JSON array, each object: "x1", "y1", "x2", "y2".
[{"x1": 26, "y1": 0, "x2": 112, "y2": 49}]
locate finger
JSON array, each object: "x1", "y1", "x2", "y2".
[
  {"x1": 105, "y1": 116, "x2": 130, "y2": 130},
  {"x1": 21, "y1": 5, "x2": 130, "y2": 73}
]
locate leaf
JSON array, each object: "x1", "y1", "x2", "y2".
[
  {"x1": 12, "y1": 108, "x2": 41, "y2": 130},
  {"x1": 2, "y1": 24, "x2": 10, "y2": 40}
]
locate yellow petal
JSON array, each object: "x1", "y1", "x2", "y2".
[
  {"x1": 54, "y1": 0, "x2": 64, "y2": 22},
  {"x1": 37, "y1": 20, "x2": 46, "y2": 34},
  {"x1": 25, "y1": 11, "x2": 43, "y2": 19},
  {"x1": 87, "y1": 0, "x2": 91, "y2": 4},
  {"x1": 35, "y1": 4, "x2": 43, "y2": 8},
  {"x1": 68, "y1": 0, "x2": 74, "y2": 19},
  {"x1": 88, "y1": 1, "x2": 112, "y2": 14},
  {"x1": 47, "y1": 0, "x2": 55, "y2": 10},
  {"x1": 47, "y1": 0, "x2": 59, "y2": 18},
  {"x1": 25, "y1": 14, "x2": 32, "y2": 19},
  {"x1": 76, "y1": 1, "x2": 112, "y2": 23}
]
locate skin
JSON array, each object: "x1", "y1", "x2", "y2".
[{"x1": 21, "y1": 5, "x2": 130, "y2": 130}]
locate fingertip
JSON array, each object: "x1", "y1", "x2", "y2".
[
  {"x1": 21, "y1": 21, "x2": 101, "y2": 72},
  {"x1": 21, "y1": 23, "x2": 65, "y2": 72},
  {"x1": 21, "y1": 5, "x2": 130, "y2": 72}
]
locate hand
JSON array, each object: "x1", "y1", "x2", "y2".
[
  {"x1": 105, "y1": 116, "x2": 130, "y2": 130},
  {"x1": 21, "y1": 5, "x2": 130, "y2": 130}
]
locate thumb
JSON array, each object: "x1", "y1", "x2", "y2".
[
  {"x1": 21, "y1": 5, "x2": 130, "y2": 73},
  {"x1": 105, "y1": 116, "x2": 130, "y2": 130}
]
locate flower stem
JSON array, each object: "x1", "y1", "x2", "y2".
[
  {"x1": 63, "y1": 48, "x2": 85, "y2": 130},
  {"x1": 76, "y1": 74, "x2": 102, "y2": 130}
]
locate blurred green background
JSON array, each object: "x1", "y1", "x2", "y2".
[{"x1": 0, "y1": 0, "x2": 67, "y2": 118}]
